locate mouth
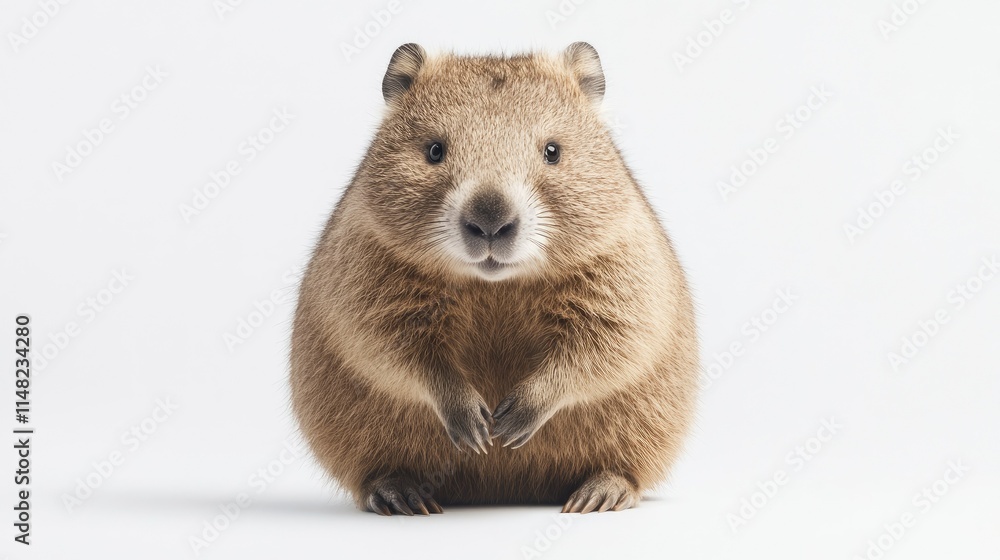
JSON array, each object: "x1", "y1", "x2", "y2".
[{"x1": 476, "y1": 256, "x2": 508, "y2": 274}]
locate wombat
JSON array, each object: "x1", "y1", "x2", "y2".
[{"x1": 290, "y1": 42, "x2": 698, "y2": 515}]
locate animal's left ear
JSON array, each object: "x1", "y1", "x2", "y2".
[{"x1": 562, "y1": 42, "x2": 605, "y2": 104}]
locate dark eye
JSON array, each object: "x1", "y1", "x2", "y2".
[
  {"x1": 426, "y1": 142, "x2": 445, "y2": 164},
  {"x1": 543, "y1": 142, "x2": 560, "y2": 164}
]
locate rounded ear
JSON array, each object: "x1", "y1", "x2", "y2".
[
  {"x1": 563, "y1": 42, "x2": 605, "y2": 104},
  {"x1": 382, "y1": 43, "x2": 426, "y2": 103}
]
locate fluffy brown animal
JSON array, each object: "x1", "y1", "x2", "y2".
[{"x1": 290, "y1": 42, "x2": 698, "y2": 515}]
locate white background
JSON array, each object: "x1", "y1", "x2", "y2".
[{"x1": 2, "y1": 0, "x2": 998, "y2": 559}]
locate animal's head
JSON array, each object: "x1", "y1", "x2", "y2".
[{"x1": 356, "y1": 42, "x2": 636, "y2": 282}]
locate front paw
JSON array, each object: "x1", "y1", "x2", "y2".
[
  {"x1": 438, "y1": 391, "x2": 493, "y2": 454},
  {"x1": 492, "y1": 385, "x2": 555, "y2": 449}
]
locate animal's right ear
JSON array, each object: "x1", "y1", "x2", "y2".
[{"x1": 382, "y1": 43, "x2": 426, "y2": 104}]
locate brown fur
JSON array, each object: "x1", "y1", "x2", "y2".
[{"x1": 290, "y1": 43, "x2": 698, "y2": 514}]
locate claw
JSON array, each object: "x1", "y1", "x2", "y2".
[
  {"x1": 447, "y1": 432, "x2": 467, "y2": 453},
  {"x1": 426, "y1": 497, "x2": 443, "y2": 514},
  {"x1": 579, "y1": 495, "x2": 601, "y2": 514},
  {"x1": 597, "y1": 494, "x2": 617, "y2": 513},
  {"x1": 388, "y1": 493, "x2": 414, "y2": 516},
  {"x1": 480, "y1": 403, "x2": 495, "y2": 429},
  {"x1": 509, "y1": 432, "x2": 534, "y2": 449},
  {"x1": 478, "y1": 423, "x2": 492, "y2": 451},
  {"x1": 493, "y1": 395, "x2": 516, "y2": 419},
  {"x1": 493, "y1": 421, "x2": 517, "y2": 442},
  {"x1": 613, "y1": 492, "x2": 636, "y2": 511},
  {"x1": 405, "y1": 490, "x2": 430, "y2": 516},
  {"x1": 560, "y1": 498, "x2": 576, "y2": 514},
  {"x1": 368, "y1": 495, "x2": 392, "y2": 516}
]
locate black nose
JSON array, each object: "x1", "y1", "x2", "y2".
[
  {"x1": 463, "y1": 220, "x2": 516, "y2": 241},
  {"x1": 461, "y1": 190, "x2": 517, "y2": 242}
]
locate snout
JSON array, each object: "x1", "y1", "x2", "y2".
[
  {"x1": 436, "y1": 181, "x2": 548, "y2": 280},
  {"x1": 459, "y1": 189, "x2": 519, "y2": 261}
]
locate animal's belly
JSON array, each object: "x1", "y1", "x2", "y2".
[{"x1": 452, "y1": 313, "x2": 549, "y2": 403}]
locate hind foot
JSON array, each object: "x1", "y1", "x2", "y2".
[
  {"x1": 363, "y1": 474, "x2": 444, "y2": 516},
  {"x1": 562, "y1": 472, "x2": 640, "y2": 513}
]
